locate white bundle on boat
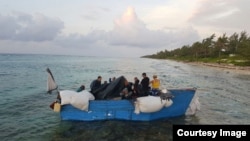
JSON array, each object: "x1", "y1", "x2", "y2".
[
  {"x1": 60, "y1": 90, "x2": 76, "y2": 105},
  {"x1": 134, "y1": 96, "x2": 173, "y2": 114},
  {"x1": 59, "y1": 90, "x2": 95, "y2": 111}
]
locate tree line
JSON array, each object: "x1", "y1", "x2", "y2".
[{"x1": 142, "y1": 31, "x2": 250, "y2": 66}]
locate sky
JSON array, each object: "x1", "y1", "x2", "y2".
[{"x1": 0, "y1": 0, "x2": 249, "y2": 58}]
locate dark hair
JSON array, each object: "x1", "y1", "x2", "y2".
[
  {"x1": 80, "y1": 85, "x2": 85, "y2": 90},
  {"x1": 98, "y1": 76, "x2": 102, "y2": 79},
  {"x1": 142, "y1": 73, "x2": 146, "y2": 76}
]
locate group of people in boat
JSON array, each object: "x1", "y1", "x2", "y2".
[{"x1": 77, "y1": 72, "x2": 161, "y2": 100}]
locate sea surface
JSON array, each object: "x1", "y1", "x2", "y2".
[{"x1": 0, "y1": 54, "x2": 249, "y2": 141}]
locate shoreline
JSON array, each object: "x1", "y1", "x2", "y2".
[{"x1": 185, "y1": 62, "x2": 250, "y2": 75}]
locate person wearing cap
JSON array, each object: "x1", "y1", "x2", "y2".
[{"x1": 150, "y1": 75, "x2": 161, "y2": 96}]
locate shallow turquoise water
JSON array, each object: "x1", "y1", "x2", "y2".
[{"x1": 0, "y1": 54, "x2": 249, "y2": 141}]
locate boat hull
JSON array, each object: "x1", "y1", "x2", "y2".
[{"x1": 60, "y1": 88, "x2": 196, "y2": 121}]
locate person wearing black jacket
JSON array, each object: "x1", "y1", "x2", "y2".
[
  {"x1": 90, "y1": 76, "x2": 102, "y2": 93},
  {"x1": 140, "y1": 72, "x2": 150, "y2": 96},
  {"x1": 132, "y1": 77, "x2": 140, "y2": 97}
]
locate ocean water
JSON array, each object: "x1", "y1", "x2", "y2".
[{"x1": 0, "y1": 54, "x2": 249, "y2": 141}]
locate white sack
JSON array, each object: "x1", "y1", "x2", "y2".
[
  {"x1": 134, "y1": 96, "x2": 167, "y2": 114},
  {"x1": 70, "y1": 92, "x2": 90, "y2": 111},
  {"x1": 59, "y1": 90, "x2": 76, "y2": 105},
  {"x1": 78, "y1": 90, "x2": 95, "y2": 100},
  {"x1": 165, "y1": 99, "x2": 173, "y2": 107},
  {"x1": 59, "y1": 90, "x2": 95, "y2": 111}
]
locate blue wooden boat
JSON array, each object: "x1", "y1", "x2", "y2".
[
  {"x1": 46, "y1": 68, "x2": 199, "y2": 121},
  {"x1": 59, "y1": 88, "x2": 197, "y2": 121}
]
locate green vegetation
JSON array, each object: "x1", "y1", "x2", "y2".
[{"x1": 142, "y1": 31, "x2": 250, "y2": 66}]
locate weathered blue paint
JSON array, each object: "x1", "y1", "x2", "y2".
[{"x1": 60, "y1": 88, "x2": 196, "y2": 121}]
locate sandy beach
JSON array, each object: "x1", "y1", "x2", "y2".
[{"x1": 186, "y1": 62, "x2": 250, "y2": 75}]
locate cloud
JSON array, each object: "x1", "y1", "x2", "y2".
[
  {"x1": 0, "y1": 6, "x2": 201, "y2": 57},
  {"x1": 107, "y1": 6, "x2": 200, "y2": 48},
  {"x1": 189, "y1": 0, "x2": 250, "y2": 34},
  {"x1": 54, "y1": 6, "x2": 200, "y2": 51},
  {"x1": 0, "y1": 12, "x2": 64, "y2": 41},
  {"x1": 50, "y1": 6, "x2": 201, "y2": 55},
  {"x1": 0, "y1": 7, "x2": 200, "y2": 50},
  {"x1": 82, "y1": 6, "x2": 111, "y2": 21},
  {"x1": 107, "y1": 6, "x2": 166, "y2": 47}
]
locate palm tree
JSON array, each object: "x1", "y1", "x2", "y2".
[
  {"x1": 201, "y1": 34, "x2": 215, "y2": 58},
  {"x1": 215, "y1": 33, "x2": 228, "y2": 58},
  {"x1": 191, "y1": 41, "x2": 202, "y2": 61}
]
